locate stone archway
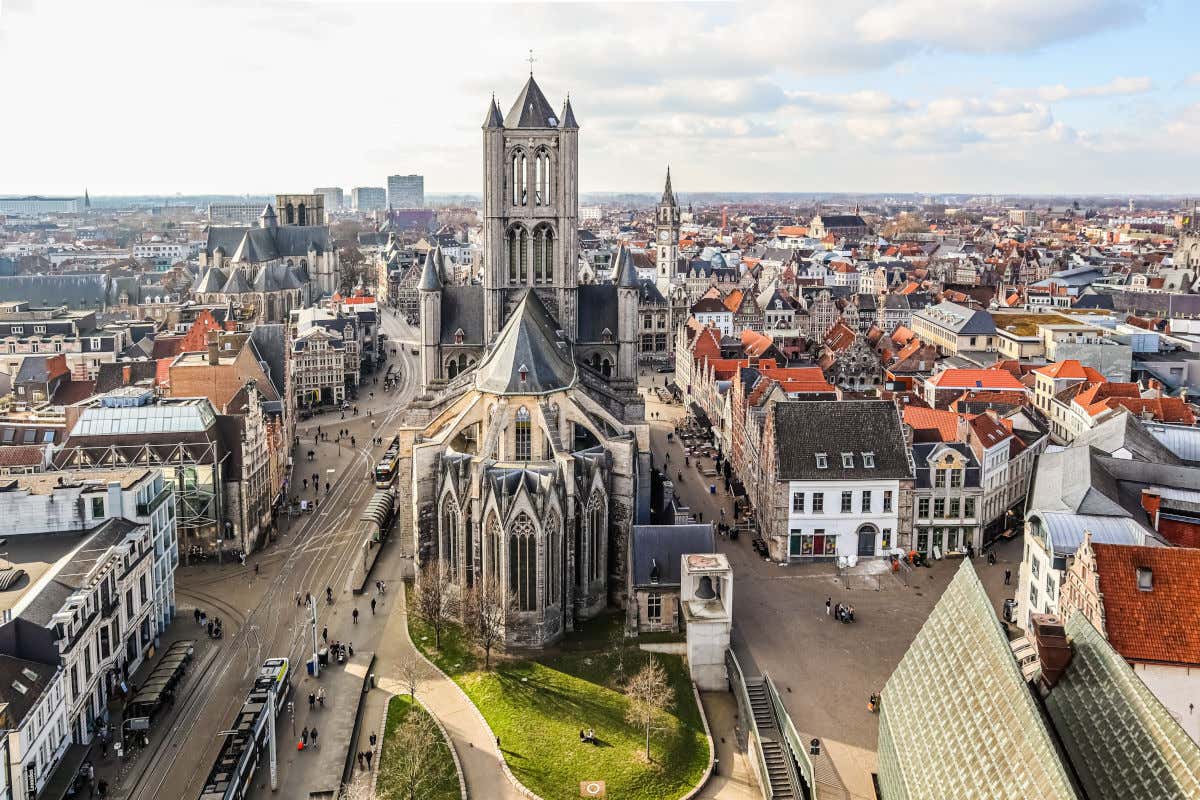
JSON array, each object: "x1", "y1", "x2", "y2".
[{"x1": 855, "y1": 523, "x2": 878, "y2": 557}]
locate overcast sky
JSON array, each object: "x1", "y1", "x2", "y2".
[{"x1": 1, "y1": 0, "x2": 1198, "y2": 196}]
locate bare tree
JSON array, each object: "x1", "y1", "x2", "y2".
[
  {"x1": 463, "y1": 578, "x2": 510, "y2": 670},
  {"x1": 338, "y1": 774, "x2": 376, "y2": 799},
  {"x1": 414, "y1": 562, "x2": 456, "y2": 651},
  {"x1": 383, "y1": 708, "x2": 442, "y2": 800},
  {"x1": 397, "y1": 650, "x2": 420, "y2": 701},
  {"x1": 625, "y1": 657, "x2": 674, "y2": 761}
]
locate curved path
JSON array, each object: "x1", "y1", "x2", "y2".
[{"x1": 373, "y1": 582, "x2": 525, "y2": 800}]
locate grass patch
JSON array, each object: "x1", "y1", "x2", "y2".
[
  {"x1": 408, "y1": 589, "x2": 708, "y2": 800},
  {"x1": 377, "y1": 694, "x2": 459, "y2": 800}
]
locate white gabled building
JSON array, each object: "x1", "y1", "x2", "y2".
[{"x1": 760, "y1": 400, "x2": 912, "y2": 562}]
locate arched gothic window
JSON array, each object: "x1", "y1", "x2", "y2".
[
  {"x1": 511, "y1": 150, "x2": 527, "y2": 206},
  {"x1": 514, "y1": 407, "x2": 531, "y2": 461},
  {"x1": 533, "y1": 225, "x2": 554, "y2": 284},
  {"x1": 509, "y1": 512, "x2": 537, "y2": 612},
  {"x1": 486, "y1": 512, "x2": 501, "y2": 587},
  {"x1": 297, "y1": 203, "x2": 307, "y2": 225},
  {"x1": 447, "y1": 359, "x2": 459, "y2": 380},
  {"x1": 533, "y1": 148, "x2": 552, "y2": 206},
  {"x1": 587, "y1": 491, "x2": 605, "y2": 583},
  {"x1": 442, "y1": 496, "x2": 459, "y2": 578},
  {"x1": 544, "y1": 509, "x2": 560, "y2": 607},
  {"x1": 507, "y1": 226, "x2": 528, "y2": 284},
  {"x1": 285, "y1": 203, "x2": 295, "y2": 224}
]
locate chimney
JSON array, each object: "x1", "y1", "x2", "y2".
[
  {"x1": 1141, "y1": 488, "x2": 1161, "y2": 525},
  {"x1": 1030, "y1": 613, "x2": 1073, "y2": 690},
  {"x1": 208, "y1": 341, "x2": 219, "y2": 366}
]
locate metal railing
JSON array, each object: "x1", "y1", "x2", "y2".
[
  {"x1": 765, "y1": 674, "x2": 815, "y2": 793},
  {"x1": 726, "y1": 649, "x2": 775, "y2": 799}
]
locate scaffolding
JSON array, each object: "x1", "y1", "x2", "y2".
[{"x1": 55, "y1": 441, "x2": 226, "y2": 554}]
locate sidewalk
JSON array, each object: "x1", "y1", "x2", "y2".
[
  {"x1": 274, "y1": 650, "x2": 376, "y2": 799},
  {"x1": 362, "y1": 580, "x2": 523, "y2": 800},
  {"x1": 696, "y1": 691, "x2": 761, "y2": 800}
]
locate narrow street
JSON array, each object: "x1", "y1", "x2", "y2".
[{"x1": 104, "y1": 310, "x2": 421, "y2": 800}]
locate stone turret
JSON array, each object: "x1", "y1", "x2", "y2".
[{"x1": 419, "y1": 248, "x2": 443, "y2": 388}]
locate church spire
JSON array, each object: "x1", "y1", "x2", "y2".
[
  {"x1": 661, "y1": 167, "x2": 676, "y2": 207},
  {"x1": 484, "y1": 94, "x2": 504, "y2": 128}
]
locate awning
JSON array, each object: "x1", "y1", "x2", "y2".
[{"x1": 35, "y1": 743, "x2": 89, "y2": 800}]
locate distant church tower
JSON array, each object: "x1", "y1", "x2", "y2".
[
  {"x1": 655, "y1": 168, "x2": 680, "y2": 298},
  {"x1": 482, "y1": 76, "x2": 580, "y2": 344}
]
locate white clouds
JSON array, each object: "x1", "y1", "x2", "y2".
[
  {"x1": 1001, "y1": 76, "x2": 1153, "y2": 102},
  {"x1": 0, "y1": 0, "x2": 1191, "y2": 195},
  {"x1": 853, "y1": 0, "x2": 1150, "y2": 53}
]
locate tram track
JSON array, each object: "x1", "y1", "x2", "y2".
[{"x1": 120, "y1": 346, "x2": 417, "y2": 800}]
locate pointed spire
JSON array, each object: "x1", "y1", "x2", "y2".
[
  {"x1": 559, "y1": 95, "x2": 579, "y2": 129},
  {"x1": 505, "y1": 76, "x2": 557, "y2": 128},
  {"x1": 418, "y1": 247, "x2": 443, "y2": 291},
  {"x1": 661, "y1": 167, "x2": 676, "y2": 207},
  {"x1": 84, "y1": 188, "x2": 91, "y2": 209},
  {"x1": 613, "y1": 244, "x2": 639, "y2": 288},
  {"x1": 484, "y1": 94, "x2": 504, "y2": 128}
]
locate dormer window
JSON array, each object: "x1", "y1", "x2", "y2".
[
  {"x1": 815, "y1": 452, "x2": 828, "y2": 469},
  {"x1": 518, "y1": 364, "x2": 528, "y2": 384},
  {"x1": 601, "y1": 327, "x2": 613, "y2": 343},
  {"x1": 454, "y1": 328, "x2": 464, "y2": 345},
  {"x1": 841, "y1": 452, "x2": 854, "y2": 468},
  {"x1": 862, "y1": 452, "x2": 875, "y2": 468},
  {"x1": 649, "y1": 558, "x2": 660, "y2": 584},
  {"x1": 1137, "y1": 566, "x2": 1153, "y2": 592}
]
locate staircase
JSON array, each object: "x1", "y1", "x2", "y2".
[
  {"x1": 746, "y1": 681, "x2": 799, "y2": 799},
  {"x1": 538, "y1": 401, "x2": 564, "y2": 453}
]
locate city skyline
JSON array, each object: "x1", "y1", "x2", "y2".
[{"x1": 1, "y1": 1, "x2": 1198, "y2": 195}]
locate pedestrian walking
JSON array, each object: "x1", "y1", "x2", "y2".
[
  {"x1": 295, "y1": 591, "x2": 302, "y2": 607},
  {"x1": 370, "y1": 598, "x2": 376, "y2": 615},
  {"x1": 310, "y1": 727, "x2": 319, "y2": 749},
  {"x1": 1004, "y1": 569, "x2": 1011, "y2": 585},
  {"x1": 375, "y1": 579, "x2": 381, "y2": 594},
  {"x1": 207, "y1": 621, "x2": 214, "y2": 638},
  {"x1": 97, "y1": 780, "x2": 108, "y2": 799},
  {"x1": 194, "y1": 608, "x2": 201, "y2": 625},
  {"x1": 301, "y1": 727, "x2": 309, "y2": 746},
  {"x1": 309, "y1": 691, "x2": 316, "y2": 710},
  {"x1": 825, "y1": 597, "x2": 832, "y2": 617},
  {"x1": 254, "y1": 562, "x2": 260, "y2": 576},
  {"x1": 358, "y1": 752, "x2": 365, "y2": 770},
  {"x1": 322, "y1": 626, "x2": 328, "y2": 644},
  {"x1": 369, "y1": 732, "x2": 377, "y2": 749},
  {"x1": 305, "y1": 592, "x2": 312, "y2": 606},
  {"x1": 318, "y1": 687, "x2": 326, "y2": 707},
  {"x1": 365, "y1": 749, "x2": 373, "y2": 770},
  {"x1": 352, "y1": 608, "x2": 359, "y2": 624}
]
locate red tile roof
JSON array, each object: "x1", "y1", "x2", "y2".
[
  {"x1": 927, "y1": 369, "x2": 1025, "y2": 391},
  {"x1": 1034, "y1": 360, "x2": 1106, "y2": 381},
  {"x1": 1093, "y1": 543, "x2": 1200, "y2": 667},
  {"x1": 823, "y1": 321, "x2": 857, "y2": 352},
  {"x1": 722, "y1": 289, "x2": 744, "y2": 313},
  {"x1": 903, "y1": 406, "x2": 961, "y2": 442},
  {"x1": 776, "y1": 225, "x2": 808, "y2": 237},
  {"x1": 0, "y1": 445, "x2": 46, "y2": 467},
  {"x1": 969, "y1": 412, "x2": 1011, "y2": 448},
  {"x1": 740, "y1": 329, "x2": 773, "y2": 358},
  {"x1": 890, "y1": 326, "x2": 916, "y2": 347}
]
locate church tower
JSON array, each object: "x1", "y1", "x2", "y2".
[
  {"x1": 655, "y1": 168, "x2": 680, "y2": 298},
  {"x1": 482, "y1": 75, "x2": 579, "y2": 344},
  {"x1": 418, "y1": 247, "x2": 443, "y2": 388}
]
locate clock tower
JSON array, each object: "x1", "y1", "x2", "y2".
[{"x1": 655, "y1": 167, "x2": 680, "y2": 298}]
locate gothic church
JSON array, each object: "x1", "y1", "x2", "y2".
[{"x1": 407, "y1": 75, "x2": 648, "y2": 648}]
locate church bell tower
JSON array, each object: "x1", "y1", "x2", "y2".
[
  {"x1": 655, "y1": 168, "x2": 680, "y2": 299},
  {"x1": 482, "y1": 74, "x2": 580, "y2": 345}
]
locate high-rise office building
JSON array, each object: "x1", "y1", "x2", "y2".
[
  {"x1": 387, "y1": 174, "x2": 424, "y2": 209},
  {"x1": 351, "y1": 187, "x2": 387, "y2": 212},
  {"x1": 313, "y1": 187, "x2": 344, "y2": 210}
]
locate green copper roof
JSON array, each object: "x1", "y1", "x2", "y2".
[
  {"x1": 878, "y1": 560, "x2": 1079, "y2": 800},
  {"x1": 1045, "y1": 614, "x2": 1200, "y2": 800}
]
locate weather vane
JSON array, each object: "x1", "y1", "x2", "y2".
[{"x1": 527, "y1": 49, "x2": 536, "y2": 76}]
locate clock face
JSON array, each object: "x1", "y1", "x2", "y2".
[{"x1": 659, "y1": 230, "x2": 669, "y2": 242}]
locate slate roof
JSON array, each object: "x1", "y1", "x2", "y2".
[
  {"x1": 439, "y1": 285, "x2": 484, "y2": 345},
  {"x1": 912, "y1": 443, "x2": 981, "y2": 489},
  {"x1": 474, "y1": 290, "x2": 576, "y2": 395},
  {"x1": 204, "y1": 224, "x2": 331, "y2": 262},
  {"x1": 577, "y1": 284, "x2": 618, "y2": 342},
  {"x1": 0, "y1": 274, "x2": 110, "y2": 309},
  {"x1": 0, "y1": 654, "x2": 56, "y2": 727},
  {"x1": 1044, "y1": 614, "x2": 1200, "y2": 800},
  {"x1": 192, "y1": 267, "x2": 228, "y2": 293},
  {"x1": 630, "y1": 524, "x2": 715, "y2": 587},
  {"x1": 504, "y1": 76, "x2": 560, "y2": 128},
  {"x1": 248, "y1": 324, "x2": 287, "y2": 396},
  {"x1": 220, "y1": 268, "x2": 252, "y2": 294},
  {"x1": 418, "y1": 247, "x2": 443, "y2": 291},
  {"x1": 252, "y1": 263, "x2": 304, "y2": 292},
  {"x1": 1092, "y1": 543, "x2": 1200, "y2": 667},
  {"x1": 772, "y1": 400, "x2": 912, "y2": 481}
]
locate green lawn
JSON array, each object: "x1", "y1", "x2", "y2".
[
  {"x1": 377, "y1": 694, "x2": 460, "y2": 800},
  {"x1": 408, "y1": 593, "x2": 709, "y2": 800}
]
